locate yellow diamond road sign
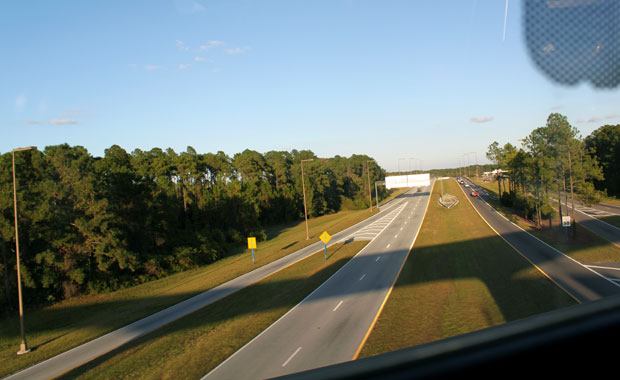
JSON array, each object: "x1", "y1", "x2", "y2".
[
  {"x1": 320, "y1": 231, "x2": 331, "y2": 244},
  {"x1": 247, "y1": 237, "x2": 257, "y2": 249}
]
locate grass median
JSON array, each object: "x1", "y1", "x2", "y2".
[
  {"x1": 358, "y1": 178, "x2": 576, "y2": 358},
  {"x1": 57, "y1": 240, "x2": 367, "y2": 380},
  {"x1": 470, "y1": 178, "x2": 620, "y2": 263},
  {"x1": 0, "y1": 204, "x2": 385, "y2": 378}
]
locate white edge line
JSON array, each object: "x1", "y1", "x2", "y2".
[
  {"x1": 468, "y1": 180, "x2": 620, "y2": 289},
  {"x1": 574, "y1": 207, "x2": 620, "y2": 233},
  {"x1": 333, "y1": 300, "x2": 343, "y2": 311},
  {"x1": 352, "y1": 180, "x2": 434, "y2": 359},
  {"x1": 201, "y1": 199, "x2": 410, "y2": 379},
  {"x1": 282, "y1": 346, "x2": 302, "y2": 367},
  {"x1": 585, "y1": 265, "x2": 620, "y2": 271}
]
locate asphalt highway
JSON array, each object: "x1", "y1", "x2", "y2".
[
  {"x1": 461, "y1": 178, "x2": 620, "y2": 302},
  {"x1": 202, "y1": 183, "x2": 434, "y2": 380},
  {"x1": 560, "y1": 198, "x2": 620, "y2": 248},
  {"x1": 3, "y1": 189, "x2": 418, "y2": 380}
]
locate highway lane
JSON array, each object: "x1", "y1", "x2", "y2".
[
  {"x1": 202, "y1": 183, "x2": 434, "y2": 380},
  {"x1": 3, "y1": 190, "x2": 413, "y2": 380},
  {"x1": 549, "y1": 196, "x2": 620, "y2": 248},
  {"x1": 460, "y1": 178, "x2": 620, "y2": 302},
  {"x1": 570, "y1": 204, "x2": 620, "y2": 247}
]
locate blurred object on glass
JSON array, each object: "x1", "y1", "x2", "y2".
[{"x1": 524, "y1": 0, "x2": 620, "y2": 88}]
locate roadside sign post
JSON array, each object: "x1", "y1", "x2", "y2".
[
  {"x1": 320, "y1": 231, "x2": 331, "y2": 260},
  {"x1": 247, "y1": 237, "x2": 257, "y2": 264},
  {"x1": 562, "y1": 216, "x2": 571, "y2": 227},
  {"x1": 562, "y1": 216, "x2": 571, "y2": 241}
]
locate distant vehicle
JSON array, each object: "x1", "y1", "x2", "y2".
[
  {"x1": 464, "y1": 183, "x2": 469, "y2": 187},
  {"x1": 471, "y1": 191, "x2": 479, "y2": 197}
]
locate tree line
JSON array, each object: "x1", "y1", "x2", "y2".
[
  {"x1": 485, "y1": 113, "x2": 619, "y2": 227},
  {"x1": 0, "y1": 145, "x2": 388, "y2": 309}
]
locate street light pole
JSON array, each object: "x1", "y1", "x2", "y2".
[
  {"x1": 301, "y1": 158, "x2": 314, "y2": 240},
  {"x1": 366, "y1": 160, "x2": 374, "y2": 211},
  {"x1": 468, "y1": 152, "x2": 478, "y2": 178},
  {"x1": 398, "y1": 158, "x2": 406, "y2": 176},
  {"x1": 12, "y1": 146, "x2": 37, "y2": 355}
]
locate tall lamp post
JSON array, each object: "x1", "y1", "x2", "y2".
[
  {"x1": 409, "y1": 157, "x2": 415, "y2": 173},
  {"x1": 300, "y1": 158, "x2": 314, "y2": 240},
  {"x1": 463, "y1": 153, "x2": 470, "y2": 178},
  {"x1": 468, "y1": 152, "x2": 478, "y2": 178},
  {"x1": 366, "y1": 160, "x2": 374, "y2": 211},
  {"x1": 12, "y1": 146, "x2": 37, "y2": 355},
  {"x1": 398, "y1": 158, "x2": 406, "y2": 176}
]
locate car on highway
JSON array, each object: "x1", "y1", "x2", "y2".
[
  {"x1": 464, "y1": 183, "x2": 469, "y2": 187},
  {"x1": 471, "y1": 191, "x2": 479, "y2": 197}
]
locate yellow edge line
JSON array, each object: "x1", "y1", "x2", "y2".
[
  {"x1": 459, "y1": 179, "x2": 581, "y2": 304},
  {"x1": 352, "y1": 180, "x2": 436, "y2": 360}
]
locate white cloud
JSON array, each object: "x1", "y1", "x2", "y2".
[
  {"x1": 587, "y1": 116, "x2": 603, "y2": 123},
  {"x1": 551, "y1": 105, "x2": 564, "y2": 110},
  {"x1": 605, "y1": 113, "x2": 618, "y2": 119},
  {"x1": 50, "y1": 119, "x2": 78, "y2": 125},
  {"x1": 200, "y1": 40, "x2": 224, "y2": 50},
  {"x1": 174, "y1": 0, "x2": 206, "y2": 14},
  {"x1": 176, "y1": 40, "x2": 190, "y2": 51},
  {"x1": 144, "y1": 64, "x2": 161, "y2": 71},
  {"x1": 226, "y1": 46, "x2": 250, "y2": 55},
  {"x1": 60, "y1": 108, "x2": 85, "y2": 117},
  {"x1": 470, "y1": 116, "x2": 494, "y2": 123},
  {"x1": 179, "y1": 63, "x2": 190, "y2": 70},
  {"x1": 15, "y1": 95, "x2": 27, "y2": 109},
  {"x1": 194, "y1": 56, "x2": 207, "y2": 62},
  {"x1": 26, "y1": 118, "x2": 78, "y2": 125}
]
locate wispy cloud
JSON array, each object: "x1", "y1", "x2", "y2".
[
  {"x1": 50, "y1": 119, "x2": 78, "y2": 125},
  {"x1": 179, "y1": 63, "x2": 190, "y2": 70},
  {"x1": 551, "y1": 105, "x2": 564, "y2": 110},
  {"x1": 144, "y1": 64, "x2": 161, "y2": 71},
  {"x1": 175, "y1": 0, "x2": 206, "y2": 14},
  {"x1": 194, "y1": 56, "x2": 208, "y2": 62},
  {"x1": 27, "y1": 118, "x2": 78, "y2": 125},
  {"x1": 470, "y1": 116, "x2": 494, "y2": 123},
  {"x1": 587, "y1": 116, "x2": 603, "y2": 123},
  {"x1": 176, "y1": 40, "x2": 190, "y2": 51},
  {"x1": 15, "y1": 95, "x2": 27, "y2": 110},
  {"x1": 60, "y1": 108, "x2": 85, "y2": 117},
  {"x1": 226, "y1": 46, "x2": 249, "y2": 55},
  {"x1": 200, "y1": 40, "x2": 224, "y2": 50},
  {"x1": 605, "y1": 113, "x2": 618, "y2": 119}
]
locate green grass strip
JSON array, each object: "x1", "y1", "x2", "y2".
[
  {"x1": 358, "y1": 179, "x2": 576, "y2": 358},
  {"x1": 1, "y1": 207, "x2": 377, "y2": 378},
  {"x1": 56, "y1": 241, "x2": 367, "y2": 380}
]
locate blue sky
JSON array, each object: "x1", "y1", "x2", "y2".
[{"x1": 2, "y1": 0, "x2": 619, "y2": 172}]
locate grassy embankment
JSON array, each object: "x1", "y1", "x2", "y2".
[
  {"x1": 0, "y1": 189, "x2": 405, "y2": 378},
  {"x1": 470, "y1": 178, "x2": 620, "y2": 261},
  {"x1": 58, "y1": 241, "x2": 367, "y2": 380},
  {"x1": 358, "y1": 178, "x2": 576, "y2": 358}
]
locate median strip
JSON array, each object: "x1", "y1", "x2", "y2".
[{"x1": 357, "y1": 178, "x2": 576, "y2": 358}]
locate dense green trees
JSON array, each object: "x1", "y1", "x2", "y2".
[
  {"x1": 0, "y1": 146, "x2": 387, "y2": 309},
  {"x1": 585, "y1": 124, "x2": 620, "y2": 197},
  {"x1": 486, "y1": 113, "x2": 606, "y2": 227}
]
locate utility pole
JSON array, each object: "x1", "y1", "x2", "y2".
[
  {"x1": 301, "y1": 158, "x2": 314, "y2": 240},
  {"x1": 12, "y1": 146, "x2": 37, "y2": 355},
  {"x1": 367, "y1": 160, "x2": 374, "y2": 211},
  {"x1": 398, "y1": 158, "x2": 406, "y2": 176}
]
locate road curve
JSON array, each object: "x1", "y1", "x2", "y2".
[
  {"x1": 3, "y1": 191, "x2": 412, "y2": 380},
  {"x1": 461, "y1": 178, "x2": 620, "y2": 303},
  {"x1": 202, "y1": 183, "x2": 434, "y2": 380}
]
